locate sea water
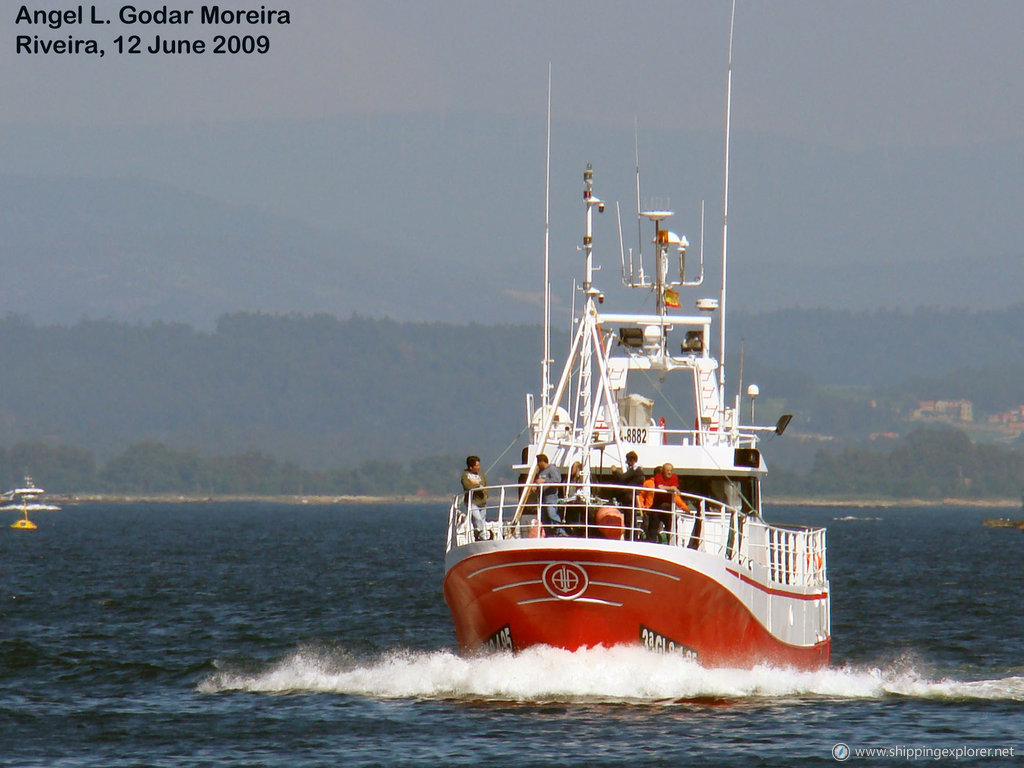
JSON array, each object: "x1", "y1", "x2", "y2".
[{"x1": 2, "y1": 502, "x2": 1022, "y2": 766}]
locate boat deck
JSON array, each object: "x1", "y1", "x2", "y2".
[{"x1": 447, "y1": 483, "x2": 828, "y2": 591}]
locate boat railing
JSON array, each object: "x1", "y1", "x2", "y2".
[
  {"x1": 656, "y1": 428, "x2": 759, "y2": 449},
  {"x1": 558, "y1": 426, "x2": 759, "y2": 449},
  {"x1": 738, "y1": 520, "x2": 828, "y2": 589},
  {"x1": 446, "y1": 483, "x2": 827, "y2": 589}
]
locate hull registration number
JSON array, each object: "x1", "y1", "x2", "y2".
[
  {"x1": 640, "y1": 625, "x2": 697, "y2": 660},
  {"x1": 621, "y1": 428, "x2": 648, "y2": 443},
  {"x1": 483, "y1": 624, "x2": 514, "y2": 652}
]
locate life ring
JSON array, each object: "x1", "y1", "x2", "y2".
[{"x1": 805, "y1": 552, "x2": 823, "y2": 571}]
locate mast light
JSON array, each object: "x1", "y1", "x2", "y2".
[{"x1": 657, "y1": 230, "x2": 687, "y2": 245}]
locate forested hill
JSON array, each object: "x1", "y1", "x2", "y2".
[
  {"x1": 731, "y1": 304, "x2": 1024, "y2": 390},
  {"x1": 1, "y1": 304, "x2": 1022, "y2": 477},
  {"x1": 0, "y1": 312, "x2": 539, "y2": 470}
]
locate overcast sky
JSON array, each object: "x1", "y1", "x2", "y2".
[
  {"x1": 3, "y1": 1, "x2": 1023, "y2": 324},
  {"x1": 5, "y1": 1, "x2": 1023, "y2": 150}
]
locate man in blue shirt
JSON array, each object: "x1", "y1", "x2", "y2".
[{"x1": 535, "y1": 453, "x2": 567, "y2": 537}]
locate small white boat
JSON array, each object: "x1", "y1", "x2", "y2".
[{"x1": 2, "y1": 476, "x2": 60, "y2": 530}]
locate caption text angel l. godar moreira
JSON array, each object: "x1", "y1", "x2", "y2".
[{"x1": 13, "y1": 4, "x2": 292, "y2": 56}]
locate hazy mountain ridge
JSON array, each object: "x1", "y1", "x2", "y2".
[
  {"x1": 0, "y1": 175, "x2": 429, "y2": 326},
  {"x1": 2, "y1": 113, "x2": 1023, "y2": 328}
]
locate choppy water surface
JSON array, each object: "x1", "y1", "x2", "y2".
[{"x1": 2, "y1": 502, "x2": 1022, "y2": 766}]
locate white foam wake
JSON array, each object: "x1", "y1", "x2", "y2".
[{"x1": 197, "y1": 645, "x2": 1024, "y2": 703}]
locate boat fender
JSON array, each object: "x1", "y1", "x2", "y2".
[{"x1": 596, "y1": 506, "x2": 624, "y2": 540}]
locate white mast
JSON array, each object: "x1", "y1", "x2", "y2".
[
  {"x1": 634, "y1": 119, "x2": 643, "y2": 271},
  {"x1": 578, "y1": 165, "x2": 598, "y2": 481},
  {"x1": 583, "y1": 164, "x2": 601, "y2": 291},
  {"x1": 719, "y1": 0, "x2": 736, "y2": 425},
  {"x1": 542, "y1": 64, "x2": 553, "y2": 409},
  {"x1": 578, "y1": 164, "x2": 606, "y2": 485}
]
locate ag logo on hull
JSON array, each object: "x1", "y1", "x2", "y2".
[{"x1": 542, "y1": 562, "x2": 589, "y2": 600}]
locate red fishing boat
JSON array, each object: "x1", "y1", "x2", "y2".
[{"x1": 443, "y1": 8, "x2": 830, "y2": 668}]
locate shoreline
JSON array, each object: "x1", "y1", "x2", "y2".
[
  {"x1": 768, "y1": 496, "x2": 1022, "y2": 509},
  {"x1": 48, "y1": 493, "x2": 448, "y2": 505},
  {"x1": 45, "y1": 493, "x2": 1024, "y2": 509}
]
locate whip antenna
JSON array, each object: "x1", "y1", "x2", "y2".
[
  {"x1": 542, "y1": 63, "x2": 552, "y2": 408},
  {"x1": 719, "y1": 0, "x2": 736, "y2": 424}
]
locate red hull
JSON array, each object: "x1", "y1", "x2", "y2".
[{"x1": 444, "y1": 543, "x2": 830, "y2": 669}]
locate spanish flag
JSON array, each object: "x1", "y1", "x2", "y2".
[{"x1": 665, "y1": 289, "x2": 680, "y2": 308}]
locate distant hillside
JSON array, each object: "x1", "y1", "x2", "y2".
[
  {"x1": 731, "y1": 304, "x2": 1024, "y2": 389},
  {"x1": 0, "y1": 313, "x2": 539, "y2": 469},
  {"x1": 1, "y1": 307, "x2": 1023, "y2": 475}
]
